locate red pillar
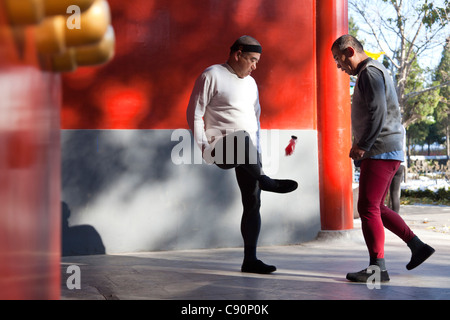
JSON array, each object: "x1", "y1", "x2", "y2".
[
  {"x1": 0, "y1": 8, "x2": 61, "y2": 299},
  {"x1": 316, "y1": 0, "x2": 353, "y2": 230}
]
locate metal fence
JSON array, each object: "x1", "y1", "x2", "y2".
[{"x1": 407, "y1": 159, "x2": 450, "y2": 180}]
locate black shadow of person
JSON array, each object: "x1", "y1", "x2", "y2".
[{"x1": 62, "y1": 202, "x2": 106, "y2": 256}]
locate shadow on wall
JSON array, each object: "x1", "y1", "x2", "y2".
[
  {"x1": 62, "y1": 129, "x2": 239, "y2": 253},
  {"x1": 62, "y1": 201, "x2": 106, "y2": 256}
]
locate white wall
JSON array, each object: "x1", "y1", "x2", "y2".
[{"x1": 61, "y1": 129, "x2": 320, "y2": 255}]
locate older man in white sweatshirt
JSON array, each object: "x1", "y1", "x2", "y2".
[{"x1": 186, "y1": 35, "x2": 297, "y2": 274}]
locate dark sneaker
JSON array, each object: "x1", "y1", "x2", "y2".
[
  {"x1": 241, "y1": 260, "x2": 276, "y2": 274},
  {"x1": 346, "y1": 268, "x2": 390, "y2": 283},
  {"x1": 406, "y1": 244, "x2": 435, "y2": 270}
]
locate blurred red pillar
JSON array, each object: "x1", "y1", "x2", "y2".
[
  {"x1": 316, "y1": 0, "x2": 353, "y2": 230},
  {"x1": 0, "y1": 7, "x2": 61, "y2": 299}
]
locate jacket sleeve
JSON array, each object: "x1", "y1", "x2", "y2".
[{"x1": 356, "y1": 66, "x2": 386, "y2": 151}]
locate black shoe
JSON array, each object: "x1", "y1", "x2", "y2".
[
  {"x1": 346, "y1": 268, "x2": 390, "y2": 283},
  {"x1": 258, "y1": 175, "x2": 298, "y2": 193},
  {"x1": 241, "y1": 260, "x2": 276, "y2": 274},
  {"x1": 406, "y1": 244, "x2": 435, "y2": 270}
]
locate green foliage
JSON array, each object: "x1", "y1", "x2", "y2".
[
  {"x1": 348, "y1": 16, "x2": 365, "y2": 46},
  {"x1": 401, "y1": 188, "x2": 450, "y2": 206},
  {"x1": 403, "y1": 46, "x2": 441, "y2": 126},
  {"x1": 434, "y1": 38, "x2": 450, "y2": 127},
  {"x1": 351, "y1": 0, "x2": 449, "y2": 156},
  {"x1": 433, "y1": 38, "x2": 450, "y2": 157},
  {"x1": 421, "y1": 0, "x2": 450, "y2": 29}
]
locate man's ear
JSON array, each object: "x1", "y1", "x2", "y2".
[
  {"x1": 234, "y1": 50, "x2": 242, "y2": 61},
  {"x1": 345, "y1": 47, "x2": 355, "y2": 57}
]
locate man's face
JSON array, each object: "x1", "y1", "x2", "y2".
[
  {"x1": 235, "y1": 51, "x2": 261, "y2": 78},
  {"x1": 332, "y1": 47, "x2": 355, "y2": 76}
]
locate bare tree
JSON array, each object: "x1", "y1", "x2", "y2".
[{"x1": 349, "y1": 0, "x2": 450, "y2": 127}]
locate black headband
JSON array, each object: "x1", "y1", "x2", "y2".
[{"x1": 230, "y1": 44, "x2": 262, "y2": 53}]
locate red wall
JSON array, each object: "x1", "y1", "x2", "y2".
[
  {"x1": 0, "y1": 8, "x2": 61, "y2": 299},
  {"x1": 62, "y1": 0, "x2": 353, "y2": 231},
  {"x1": 62, "y1": 0, "x2": 317, "y2": 130}
]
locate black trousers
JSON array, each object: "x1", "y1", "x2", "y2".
[
  {"x1": 389, "y1": 164, "x2": 405, "y2": 213},
  {"x1": 212, "y1": 131, "x2": 262, "y2": 260},
  {"x1": 212, "y1": 130, "x2": 262, "y2": 177}
]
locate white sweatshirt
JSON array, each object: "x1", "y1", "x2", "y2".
[{"x1": 186, "y1": 63, "x2": 261, "y2": 163}]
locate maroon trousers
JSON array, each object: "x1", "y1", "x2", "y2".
[{"x1": 358, "y1": 159, "x2": 415, "y2": 259}]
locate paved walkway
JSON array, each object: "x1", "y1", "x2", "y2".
[{"x1": 60, "y1": 205, "x2": 450, "y2": 302}]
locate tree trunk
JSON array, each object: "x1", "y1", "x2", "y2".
[{"x1": 447, "y1": 124, "x2": 450, "y2": 160}]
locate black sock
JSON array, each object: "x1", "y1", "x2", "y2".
[
  {"x1": 244, "y1": 245, "x2": 257, "y2": 262},
  {"x1": 407, "y1": 235, "x2": 424, "y2": 253},
  {"x1": 369, "y1": 257, "x2": 386, "y2": 271}
]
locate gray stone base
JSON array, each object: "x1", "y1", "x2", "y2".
[{"x1": 316, "y1": 228, "x2": 362, "y2": 241}]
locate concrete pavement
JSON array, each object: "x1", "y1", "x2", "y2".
[{"x1": 60, "y1": 205, "x2": 450, "y2": 301}]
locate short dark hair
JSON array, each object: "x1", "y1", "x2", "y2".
[{"x1": 331, "y1": 34, "x2": 364, "y2": 53}]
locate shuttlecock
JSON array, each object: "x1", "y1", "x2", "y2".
[{"x1": 285, "y1": 135, "x2": 298, "y2": 156}]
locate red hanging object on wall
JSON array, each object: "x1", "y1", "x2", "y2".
[{"x1": 285, "y1": 135, "x2": 298, "y2": 156}]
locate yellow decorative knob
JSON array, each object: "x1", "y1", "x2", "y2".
[
  {"x1": 76, "y1": 25, "x2": 115, "y2": 66},
  {"x1": 47, "y1": 25, "x2": 115, "y2": 72},
  {"x1": 42, "y1": 0, "x2": 96, "y2": 16},
  {"x1": 35, "y1": 0, "x2": 111, "y2": 55},
  {"x1": 51, "y1": 48, "x2": 77, "y2": 72},
  {"x1": 35, "y1": 15, "x2": 66, "y2": 54},
  {"x1": 64, "y1": 0, "x2": 111, "y2": 47},
  {"x1": 4, "y1": 0, "x2": 45, "y2": 25}
]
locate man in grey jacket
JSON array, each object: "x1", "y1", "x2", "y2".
[{"x1": 331, "y1": 35, "x2": 435, "y2": 283}]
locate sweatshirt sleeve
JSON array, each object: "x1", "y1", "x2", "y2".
[
  {"x1": 254, "y1": 88, "x2": 262, "y2": 153},
  {"x1": 356, "y1": 66, "x2": 387, "y2": 151},
  {"x1": 186, "y1": 72, "x2": 213, "y2": 153}
]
